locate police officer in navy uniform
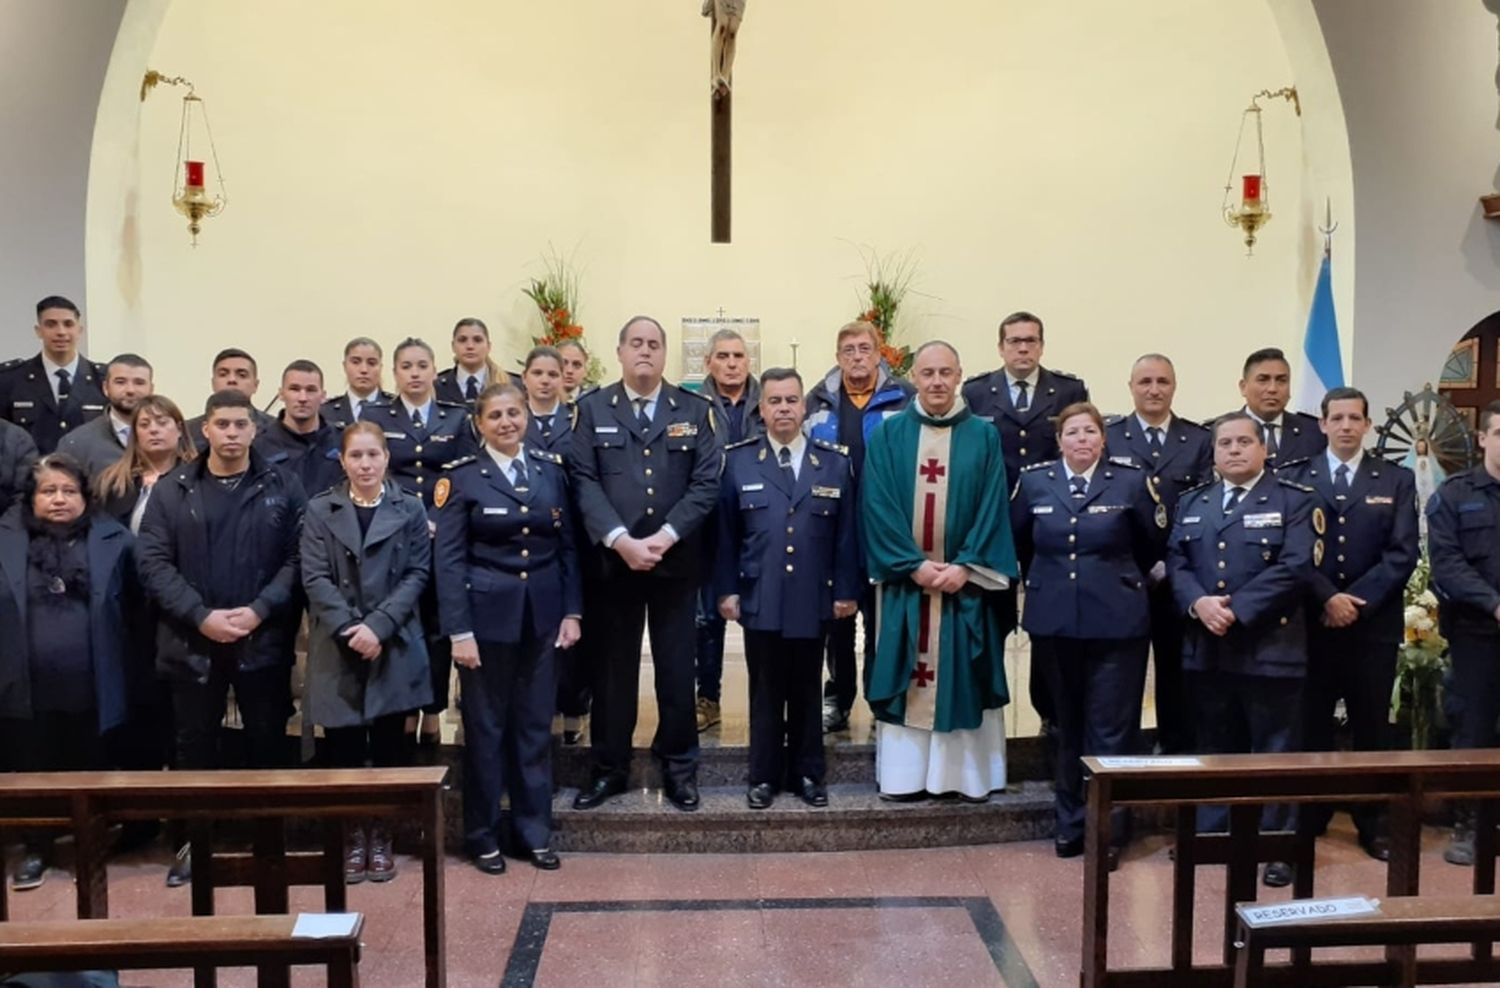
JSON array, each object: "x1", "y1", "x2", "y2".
[
  {"x1": 520, "y1": 346, "x2": 578, "y2": 457},
  {"x1": 1104, "y1": 353, "x2": 1214, "y2": 753},
  {"x1": 435, "y1": 383, "x2": 580, "y2": 874},
  {"x1": 715, "y1": 368, "x2": 858, "y2": 809},
  {"x1": 1013, "y1": 402, "x2": 1165, "y2": 866},
  {"x1": 1427, "y1": 398, "x2": 1500, "y2": 866},
  {"x1": 1223, "y1": 347, "x2": 1326, "y2": 468},
  {"x1": 961, "y1": 310, "x2": 1088, "y2": 728},
  {"x1": 320, "y1": 337, "x2": 395, "y2": 431},
  {"x1": 570, "y1": 316, "x2": 721, "y2": 812},
  {"x1": 1168, "y1": 411, "x2": 1317, "y2": 888},
  {"x1": 361, "y1": 338, "x2": 475, "y2": 745},
  {"x1": 1278, "y1": 386, "x2": 1418, "y2": 862},
  {"x1": 0, "y1": 296, "x2": 108, "y2": 455},
  {"x1": 434, "y1": 317, "x2": 523, "y2": 408}
]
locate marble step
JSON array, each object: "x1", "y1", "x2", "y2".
[{"x1": 549, "y1": 781, "x2": 1055, "y2": 853}]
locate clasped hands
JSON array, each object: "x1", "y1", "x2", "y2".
[
  {"x1": 913, "y1": 560, "x2": 969, "y2": 595},
  {"x1": 1192, "y1": 595, "x2": 1236, "y2": 636},
  {"x1": 615, "y1": 530, "x2": 676, "y2": 572},
  {"x1": 717, "y1": 595, "x2": 857, "y2": 621},
  {"x1": 198, "y1": 607, "x2": 264, "y2": 644}
]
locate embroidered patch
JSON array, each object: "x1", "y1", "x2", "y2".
[
  {"x1": 1312, "y1": 507, "x2": 1326, "y2": 535},
  {"x1": 666, "y1": 422, "x2": 698, "y2": 438},
  {"x1": 1156, "y1": 504, "x2": 1169, "y2": 529},
  {"x1": 1243, "y1": 512, "x2": 1283, "y2": 529},
  {"x1": 433, "y1": 478, "x2": 451, "y2": 509},
  {"x1": 812, "y1": 486, "x2": 842, "y2": 499},
  {"x1": 1365, "y1": 495, "x2": 1394, "y2": 505}
]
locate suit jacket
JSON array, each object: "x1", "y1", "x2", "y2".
[
  {"x1": 56, "y1": 413, "x2": 127, "y2": 478},
  {"x1": 0, "y1": 354, "x2": 108, "y2": 455},
  {"x1": 962, "y1": 366, "x2": 1089, "y2": 487},
  {"x1": 434, "y1": 447, "x2": 581, "y2": 643},
  {"x1": 1279, "y1": 453, "x2": 1419, "y2": 643},
  {"x1": 1167, "y1": 472, "x2": 1316, "y2": 677},
  {"x1": 1104, "y1": 414, "x2": 1214, "y2": 518},
  {"x1": 320, "y1": 391, "x2": 395, "y2": 431},
  {"x1": 714, "y1": 437, "x2": 859, "y2": 639},
  {"x1": 570, "y1": 381, "x2": 722, "y2": 583}
]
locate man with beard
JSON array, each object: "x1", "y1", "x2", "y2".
[{"x1": 58, "y1": 353, "x2": 154, "y2": 477}]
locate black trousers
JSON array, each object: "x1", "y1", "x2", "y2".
[
  {"x1": 1148, "y1": 582, "x2": 1191, "y2": 753},
  {"x1": 458, "y1": 632, "x2": 557, "y2": 855},
  {"x1": 822, "y1": 586, "x2": 874, "y2": 713},
  {"x1": 171, "y1": 663, "x2": 292, "y2": 771},
  {"x1": 591, "y1": 572, "x2": 699, "y2": 786},
  {"x1": 325, "y1": 712, "x2": 409, "y2": 769},
  {"x1": 1189, "y1": 670, "x2": 1303, "y2": 833},
  {"x1": 745, "y1": 629, "x2": 826, "y2": 787},
  {"x1": 1449, "y1": 633, "x2": 1500, "y2": 751},
  {"x1": 1301, "y1": 626, "x2": 1398, "y2": 839},
  {"x1": 1034, "y1": 636, "x2": 1148, "y2": 845},
  {"x1": 0, "y1": 711, "x2": 107, "y2": 855},
  {"x1": 556, "y1": 576, "x2": 599, "y2": 720}
]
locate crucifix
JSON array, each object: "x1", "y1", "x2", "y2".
[{"x1": 703, "y1": 0, "x2": 745, "y2": 243}]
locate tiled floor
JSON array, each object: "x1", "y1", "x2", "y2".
[{"x1": 3, "y1": 816, "x2": 1482, "y2": 987}]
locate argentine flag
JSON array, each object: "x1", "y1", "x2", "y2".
[{"x1": 1295, "y1": 252, "x2": 1344, "y2": 414}]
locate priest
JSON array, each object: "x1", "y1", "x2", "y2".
[{"x1": 862, "y1": 340, "x2": 1018, "y2": 801}]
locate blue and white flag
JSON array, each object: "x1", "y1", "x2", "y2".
[{"x1": 1296, "y1": 252, "x2": 1344, "y2": 414}]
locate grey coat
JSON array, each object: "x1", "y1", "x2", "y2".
[{"x1": 300, "y1": 481, "x2": 433, "y2": 727}]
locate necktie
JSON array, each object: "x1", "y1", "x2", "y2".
[
  {"x1": 778, "y1": 445, "x2": 794, "y2": 478},
  {"x1": 511, "y1": 458, "x2": 528, "y2": 488},
  {"x1": 1146, "y1": 427, "x2": 1162, "y2": 454},
  {"x1": 1334, "y1": 463, "x2": 1351, "y2": 499},
  {"x1": 1225, "y1": 485, "x2": 1246, "y2": 511},
  {"x1": 465, "y1": 377, "x2": 479, "y2": 402},
  {"x1": 352, "y1": 399, "x2": 363, "y2": 420},
  {"x1": 634, "y1": 397, "x2": 651, "y2": 431},
  {"x1": 411, "y1": 409, "x2": 423, "y2": 431},
  {"x1": 1070, "y1": 475, "x2": 1088, "y2": 499},
  {"x1": 536, "y1": 414, "x2": 554, "y2": 436},
  {"x1": 1014, "y1": 380, "x2": 1030, "y2": 412},
  {"x1": 55, "y1": 368, "x2": 71, "y2": 401},
  {"x1": 1263, "y1": 422, "x2": 1279, "y2": 457}
]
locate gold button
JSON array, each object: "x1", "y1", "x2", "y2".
[
  {"x1": 786, "y1": 527, "x2": 794, "y2": 535},
  {"x1": 786, "y1": 546, "x2": 795, "y2": 554},
  {"x1": 647, "y1": 488, "x2": 655, "y2": 496},
  {"x1": 522, "y1": 528, "x2": 530, "y2": 535},
  {"x1": 1217, "y1": 580, "x2": 1227, "y2": 589},
  {"x1": 1218, "y1": 542, "x2": 1226, "y2": 550},
  {"x1": 521, "y1": 549, "x2": 530, "y2": 558},
  {"x1": 786, "y1": 564, "x2": 794, "y2": 573},
  {"x1": 1261, "y1": 538, "x2": 1268, "y2": 545},
  {"x1": 1019, "y1": 429, "x2": 1028, "y2": 438},
  {"x1": 645, "y1": 468, "x2": 653, "y2": 476},
  {"x1": 1338, "y1": 535, "x2": 1346, "y2": 544},
  {"x1": 1339, "y1": 516, "x2": 1346, "y2": 525},
  {"x1": 1020, "y1": 447, "x2": 1028, "y2": 456},
  {"x1": 647, "y1": 507, "x2": 655, "y2": 515},
  {"x1": 520, "y1": 506, "x2": 529, "y2": 513},
  {"x1": 1218, "y1": 561, "x2": 1226, "y2": 569},
  {"x1": 1069, "y1": 517, "x2": 1077, "y2": 526},
  {"x1": 1069, "y1": 572, "x2": 1076, "y2": 580},
  {"x1": 1067, "y1": 534, "x2": 1076, "y2": 543},
  {"x1": 644, "y1": 449, "x2": 652, "y2": 457},
  {"x1": 1337, "y1": 554, "x2": 1345, "y2": 562},
  {"x1": 520, "y1": 571, "x2": 528, "y2": 580},
  {"x1": 1279, "y1": 616, "x2": 1288, "y2": 625},
  {"x1": 1069, "y1": 553, "x2": 1076, "y2": 561},
  {"x1": 414, "y1": 444, "x2": 423, "y2": 454},
  {"x1": 417, "y1": 476, "x2": 425, "y2": 484},
  {"x1": 788, "y1": 508, "x2": 795, "y2": 515},
  {"x1": 826, "y1": 579, "x2": 833, "y2": 587}
]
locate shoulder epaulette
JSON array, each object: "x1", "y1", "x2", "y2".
[
  {"x1": 435, "y1": 369, "x2": 455, "y2": 382},
  {"x1": 1276, "y1": 456, "x2": 1313, "y2": 470},
  {"x1": 528, "y1": 448, "x2": 563, "y2": 465},
  {"x1": 0, "y1": 357, "x2": 23, "y2": 373},
  {"x1": 1048, "y1": 367, "x2": 1082, "y2": 381},
  {"x1": 1180, "y1": 478, "x2": 1216, "y2": 498},
  {"x1": 574, "y1": 385, "x2": 600, "y2": 401},
  {"x1": 1439, "y1": 470, "x2": 1473, "y2": 489},
  {"x1": 680, "y1": 387, "x2": 714, "y2": 403},
  {"x1": 441, "y1": 455, "x2": 477, "y2": 471},
  {"x1": 1289, "y1": 409, "x2": 1321, "y2": 423},
  {"x1": 724, "y1": 437, "x2": 760, "y2": 451},
  {"x1": 1277, "y1": 477, "x2": 1315, "y2": 493},
  {"x1": 1106, "y1": 456, "x2": 1141, "y2": 469},
  {"x1": 1175, "y1": 417, "x2": 1210, "y2": 433},
  {"x1": 1104, "y1": 414, "x2": 1126, "y2": 427},
  {"x1": 811, "y1": 437, "x2": 848, "y2": 455},
  {"x1": 434, "y1": 398, "x2": 467, "y2": 409},
  {"x1": 962, "y1": 370, "x2": 995, "y2": 386},
  {"x1": 1022, "y1": 460, "x2": 1056, "y2": 472}
]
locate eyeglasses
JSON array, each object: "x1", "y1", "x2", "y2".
[
  {"x1": 1003, "y1": 336, "x2": 1041, "y2": 347},
  {"x1": 838, "y1": 344, "x2": 875, "y2": 357}
]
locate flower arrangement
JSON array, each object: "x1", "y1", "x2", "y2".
[
  {"x1": 854, "y1": 247, "x2": 920, "y2": 378},
  {"x1": 521, "y1": 249, "x2": 603, "y2": 386},
  {"x1": 1390, "y1": 553, "x2": 1449, "y2": 749}
]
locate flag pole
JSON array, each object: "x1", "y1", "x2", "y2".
[{"x1": 1318, "y1": 196, "x2": 1338, "y2": 258}]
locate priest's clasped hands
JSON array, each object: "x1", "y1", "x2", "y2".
[{"x1": 913, "y1": 560, "x2": 970, "y2": 595}]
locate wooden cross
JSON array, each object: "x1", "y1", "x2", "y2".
[{"x1": 711, "y1": 91, "x2": 732, "y2": 242}]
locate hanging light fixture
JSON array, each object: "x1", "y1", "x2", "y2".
[
  {"x1": 141, "y1": 70, "x2": 227, "y2": 246},
  {"x1": 1222, "y1": 86, "x2": 1299, "y2": 256}
]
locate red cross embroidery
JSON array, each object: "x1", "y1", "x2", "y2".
[
  {"x1": 920, "y1": 458, "x2": 946, "y2": 484},
  {"x1": 911, "y1": 661, "x2": 935, "y2": 688}
]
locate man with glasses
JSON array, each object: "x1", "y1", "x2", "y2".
[{"x1": 804, "y1": 321, "x2": 914, "y2": 732}]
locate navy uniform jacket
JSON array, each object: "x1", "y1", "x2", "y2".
[
  {"x1": 1214, "y1": 409, "x2": 1327, "y2": 468},
  {"x1": 1010, "y1": 460, "x2": 1165, "y2": 640},
  {"x1": 1279, "y1": 454, "x2": 1419, "y2": 643},
  {"x1": 435, "y1": 367, "x2": 525, "y2": 408},
  {"x1": 713, "y1": 437, "x2": 860, "y2": 639},
  {"x1": 0, "y1": 354, "x2": 108, "y2": 454},
  {"x1": 961, "y1": 366, "x2": 1088, "y2": 485},
  {"x1": 360, "y1": 399, "x2": 474, "y2": 509},
  {"x1": 570, "y1": 381, "x2": 722, "y2": 583},
  {"x1": 1428, "y1": 466, "x2": 1500, "y2": 639},
  {"x1": 527, "y1": 402, "x2": 578, "y2": 458},
  {"x1": 1104, "y1": 414, "x2": 1214, "y2": 518},
  {"x1": 433, "y1": 448, "x2": 582, "y2": 644},
  {"x1": 1167, "y1": 472, "x2": 1317, "y2": 677},
  {"x1": 320, "y1": 391, "x2": 395, "y2": 431}
]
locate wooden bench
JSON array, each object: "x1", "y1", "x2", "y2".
[
  {"x1": 0, "y1": 768, "x2": 447, "y2": 987},
  {"x1": 0, "y1": 914, "x2": 363, "y2": 988},
  {"x1": 1080, "y1": 750, "x2": 1500, "y2": 987},
  {"x1": 1233, "y1": 896, "x2": 1500, "y2": 988}
]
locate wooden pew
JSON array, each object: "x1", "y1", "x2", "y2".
[
  {"x1": 1232, "y1": 895, "x2": 1500, "y2": 988},
  {"x1": 0, "y1": 914, "x2": 363, "y2": 988},
  {"x1": 1080, "y1": 750, "x2": 1500, "y2": 988},
  {"x1": 0, "y1": 768, "x2": 447, "y2": 988}
]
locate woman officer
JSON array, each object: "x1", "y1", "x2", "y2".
[
  {"x1": 434, "y1": 383, "x2": 581, "y2": 874},
  {"x1": 1010, "y1": 401, "x2": 1165, "y2": 868}
]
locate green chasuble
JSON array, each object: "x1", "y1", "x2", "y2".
[{"x1": 862, "y1": 400, "x2": 1018, "y2": 733}]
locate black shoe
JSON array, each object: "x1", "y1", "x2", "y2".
[
  {"x1": 665, "y1": 779, "x2": 700, "y2": 812},
  {"x1": 573, "y1": 776, "x2": 627, "y2": 810},
  {"x1": 1263, "y1": 861, "x2": 1294, "y2": 888},
  {"x1": 1359, "y1": 834, "x2": 1391, "y2": 862},
  {"x1": 747, "y1": 783, "x2": 775, "y2": 809},
  {"x1": 796, "y1": 777, "x2": 828, "y2": 808},
  {"x1": 822, "y1": 705, "x2": 850, "y2": 734},
  {"x1": 528, "y1": 849, "x2": 561, "y2": 871},
  {"x1": 1054, "y1": 837, "x2": 1084, "y2": 859},
  {"x1": 165, "y1": 844, "x2": 192, "y2": 888},
  {"x1": 10, "y1": 853, "x2": 44, "y2": 891},
  {"x1": 473, "y1": 851, "x2": 506, "y2": 875},
  {"x1": 878, "y1": 790, "x2": 928, "y2": 803}
]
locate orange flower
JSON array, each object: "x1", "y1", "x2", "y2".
[{"x1": 562, "y1": 324, "x2": 583, "y2": 338}]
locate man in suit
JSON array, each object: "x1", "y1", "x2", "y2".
[
  {"x1": 1167, "y1": 411, "x2": 1317, "y2": 887},
  {"x1": 961, "y1": 310, "x2": 1088, "y2": 728},
  {"x1": 185, "y1": 348, "x2": 276, "y2": 448},
  {"x1": 1104, "y1": 353, "x2": 1213, "y2": 753},
  {"x1": 0, "y1": 296, "x2": 108, "y2": 454},
  {"x1": 58, "y1": 353, "x2": 153, "y2": 477},
  {"x1": 320, "y1": 337, "x2": 393, "y2": 430},
  {"x1": 1279, "y1": 386, "x2": 1418, "y2": 862},
  {"x1": 715, "y1": 367, "x2": 858, "y2": 808},
  {"x1": 1229, "y1": 347, "x2": 1326, "y2": 467},
  {"x1": 570, "y1": 316, "x2": 722, "y2": 812}
]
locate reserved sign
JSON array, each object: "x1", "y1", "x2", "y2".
[
  {"x1": 1095, "y1": 756, "x2": 1203, "y2": 768},
  {"x1": 1239, "y1": 896, "x2": 1381, "y2": 928}
]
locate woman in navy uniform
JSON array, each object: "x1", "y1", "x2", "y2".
[
  {"x1": 1011, "y1": 402, "x2": 1165, "y2": 866},
  {"x1": 434, "y1": 383, "x2": 581, "y2": 874},
  {"x1": 521, "y1": 346, "x2": 576, "y2": 457},
  {"x1": 359, "y1": 338, "x2": 473, "y2": 746},
  {"x1": 435, "y1": 318, "x2": 514, "y2": 408}
]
